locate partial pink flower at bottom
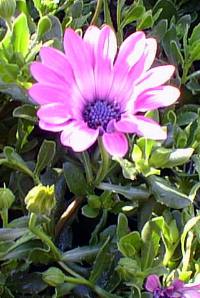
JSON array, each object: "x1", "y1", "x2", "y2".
[
  {"x1": 29, "y1": 25, "x2": 180, "y2": 157},
  {"x1": 145, "y1": 274, "x2": 200, "y2": 298}
]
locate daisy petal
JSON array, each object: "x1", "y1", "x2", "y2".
[
  {"x1": 30, "y1": 62, "x2": 68, "y2": 86},
  {"x1": 102, "y1": 132, "x2": 128, "y2": 157},
  {"x1": 39, "y1": 47, "x2": 74, "y2": 82},
  {"x1": 145, "y1": 275, "x2": 161, "y2": 292},
  {"x1": 136, "y1": 65, "x2": 175, "y2": 94},
  {"x1": 29, "y1": 83, "x2": 67, "y2": 104},
  {"x1": 61, "y1": 121, "x2": 99, "y2": 151},
  {"x1": 134, "y1": 85, "x2": 180, "y2": 112},
  {"x1": 115, "y1": 116, "x2": 167, "y2": 140},
  {"x1": 64, "y1": 28, "x2": 95, "y2": 100},
  {"x1": 143, "y1": 38, "x2": 157, "y2": 71},
  {"x1": 115, "y1": 31, "x2": 145, "y2": 71},
  {"x1": 37, "y1": 103, "x2": 71, "y2": 124},
  {"x1": 109, "y1": 31, "x2": 145, "y2": 106},
  {"x1": 39, "y1": 120, "x2": 69, "y2": 132},
  {"x1": 184, "y1": 291, "x2": 200, "y2": 298},
  {"x1": 84, "y1": 25, "x2": 100, "y2": 66},
  {"x1": 94, "y1": 25, "x2": 117, "y2": 99}
]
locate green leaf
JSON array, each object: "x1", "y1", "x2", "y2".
[
  {"x1": 98, "y1": 182, "x2": 149, "y2": 200},
  {"x1": 150, "y1": 148, "x2": 193, "y2": 168},
  {"x1": 147, "y1": 176, "x2": 191, "y2": 209},
  {"x1": 137, "y1": 11, "x2": 153, "y2": 30},
  {"x1": 0, "y1": 146, "x2": 34, "y2": 178},
  {"x1": 189, "y1": 23, "x2": 200, "y2": 45},
  {"x1": 117, "y1": 257, "x2": 141, "y2": 280},
  {"x1": 114, "y1": 157, "x2": 137, "y2": 180},
  {"x1": 166, "y1": 148, "x2": 193, "y2": 167},
  {"x1": 89, "y1": 237, "x2": 111, "y2": 284},
  {"x1": 82, "y1": 205, "x2": 99, "y2": 218},
  {"x1": 12, "y1": 13, "x2": 30, "y2": 56},
  {"x1": 63, "y1": 162, "x2": 88, "y2": 196},
  {"x1": 118, "y1": 232, "x2": 141, "y2": 258},
  {"x1": 34, "y1": 140, "x2": 56, "y2": 176},
  {"x1": 13, "y1": 104, "x2": 37, "y2": 123},
  {"x1": 190, "y1": 41, "x2": 200, "y2": 62},
  {"x1": 141, "y1": 217, "x2": 164, "y2": 269},
  {"x1": 71, "y1": 0, "x2": 83, "y2": 18},
  {"x1": 0, "y1": 62, "x2": 19, "y2": 83},
  {"x1": 152, "y1": 19, "x2": 168, "y2": 41},
  {"x1": 181, "y1": 215, "x2": 200, "y2": 255},
  {"x1": 149, "y1": 148, "x2": 171, "y2": 168},
  {"x1": 42, "y1": 15, "x2": 62, "y2": 45},
  {"x1": 170, "y1": 40, "x2": 184, "y2": 65},
  {"x1": 153, "y1": 0, "x2": 177, "y2": 21},
  {"x1": 36, "y1": 16, "x2": 52, "y2": 41},
  {"x1": 121, "y1": 5, "x2": 145, "y2": 29},
  {"x1": 117, "y1": 213, "x2": 129, "y2": 240}
]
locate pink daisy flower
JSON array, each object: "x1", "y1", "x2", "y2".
[
  {"x1": 29, "y1": 25, "x2": 180, "y2": 157},
  {"x1": 145, "y1": 274, "x2": 200, "y2": 298}
]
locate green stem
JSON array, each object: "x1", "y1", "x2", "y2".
[
  {"x1": 6, "y1": 18, "x2": 12, "y2": 32},
  {"x1": 95, "y1": 137, "x2": 110, "y2": 185},
  {"x1": 116, "y1": 0, "x2": 123, "y2": 45},
  {"x1": 90, "y1": 0, "x2": 103, "y2": 25},
  {"x1": 29, "y1": 213, "x2": 61, "y2": 260},
  {"x1": 0, "y1": 209, "x2": 8, "y2": 228},
  {"x1": 59, "y1": 262, "x2": 116, "y2": 298},
  {"x1": 81, "y1": 151, "x2": 93, "y2": 184}
]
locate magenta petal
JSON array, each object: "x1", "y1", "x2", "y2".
[
  {"x1": 39, "y1": 120, "x2": 69, "y2": 132},
  {"x1": 60, "y1": 121, "x2": 99, "y2": 152},
  {"x1": 143, "y1": 38, "x2": 157, "y2": 71},
  {"x1": 39, "y1": 47, "x2": 74, "y2": 83},
  {"x1": 30, "y1": 62, "x2": 68, "y2": 86},
  {"x1": 64, "y1": 28, "x2": 95, "y2": 100},
  {"x1": 134, "y1": 85, "x2": 180, "y2": 112},
  {"x1": 102, "y1": 132, "x2": 128, "y2": 157},
  {"x1": 145, "y1": 275, "x2": 161, "y2": 292},
  {"x1": 136, "y1": 65, "x2": 175, "y2": 94},
  {"x1": 29, "y1": 83, "x2": 67, "y2": 104},
  {"x1": 94, "y1": 25, "x2": 117, "y2": 99},
  {"x1": 84, "y1": 25, "x2": 100, "y2": 66},
  {"x1": 115, "y1": 116, "x2": 167, "y2": 140},
  {"x1": 115, "y1": 31, "x2": 145, "y2": 71},
  {"x1": 184, "y1": 291, "x2": 200, "y2": 298},
  {"x1": 37, "y1": 103, "x2": 71, "y2": 124}
]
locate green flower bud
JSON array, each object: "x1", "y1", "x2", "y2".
[
  {"x1": 0, "y1": 187, "x2": 15, "y2": 210},
  {"x1": 42, "y1": 267, "x2": 65, "y2": 287},
  {"x1": 25, "y1": 184, "x2": 56, "y2": 216},
  {"x1": 0, "y1": 0, "x2": 16, "y2": 20}
]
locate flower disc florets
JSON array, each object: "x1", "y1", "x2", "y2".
[
  {"x1": 29, "y1": 25, "x2": 180, "y2": 157},
  {"x1": 83, "y1": 99, "x2": 121, "y2": 130}
]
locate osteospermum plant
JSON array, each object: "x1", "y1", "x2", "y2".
[
  {"x1": 1, "y1": 0, "x2": 200, "y2": 297},
  {"x1": 29, "y1": 25, "x2": 180, "y2": 157}
]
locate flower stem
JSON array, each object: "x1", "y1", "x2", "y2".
[
  {"x1": 81, "y1": 151, "x2": 93, "y2": 185},
  {"x1": 90, "y1": 0, "x2": 103, "y2": 25},
  {"x1": 29, "y1": 213, "x2": 61, "y2": 260},
  {"x1": 95, "y1": 137, "x2": 110, "y2": 185},
  {"x1": 0, "y1": 209, "x2": 8, "y2": 228},
  {"x1": 59, "y1": 261, "x2": 117, "y2": 298}
]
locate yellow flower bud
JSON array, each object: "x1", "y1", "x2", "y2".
[
  {"x1": 0, "y1": 187, "x2": 15, "y2": 210},
  {"x1": 42, "y1": 267, "x2": 65, "y2": 287},
  {"x1": 25, "y1": 184, "x2": 56, "y2": 216},
  {"x1": 0, "y1": 0, "x2": 16, "y2": 19}
]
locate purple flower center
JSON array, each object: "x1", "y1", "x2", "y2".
[
  {"x1": 153, "y1": 289, "x2": 171, "y2": 298},
  {"x1": 83, "y1": 99, "x2": 121, "y2": 130}
]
